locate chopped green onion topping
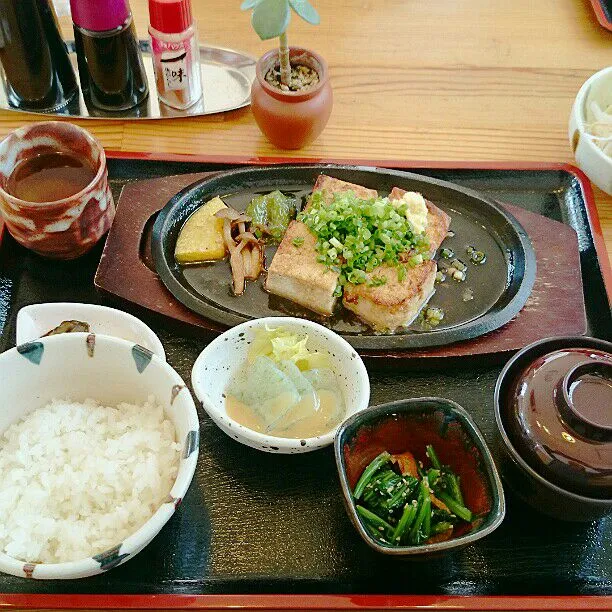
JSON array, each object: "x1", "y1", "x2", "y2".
[
  {"x1": 292, "y1": 237, "x2": 305, "y2": 248},
  {"x1": 368, "y1": 275, "x2": 387, "y2": 287},
  {"x1": 298, "y1": 190, "x2": 429, "y2": 292},
  {"x1": 424, "y1": 307, "x2": 444, "y2": 326}
]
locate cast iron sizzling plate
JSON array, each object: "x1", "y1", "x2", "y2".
[{"x1": 152, "y1": 165, "x2": 536, "y2": 350}]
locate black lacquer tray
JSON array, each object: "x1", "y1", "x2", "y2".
[{"x1": 0, "y1": 156, "x2": 611, "y2": 610}]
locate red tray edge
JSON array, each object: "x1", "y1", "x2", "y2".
[
  {"x1": 589, "y1": 0, "x2": 612, "y2": 31},
  {"x1": 2, "y1": 155, "x2": 611, "y2": 609},
  {"x1": 1, "y1": 593, "x2": 612, "y2": 610}
]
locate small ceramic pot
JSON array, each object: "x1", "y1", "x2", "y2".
[
  {"x1": 0, "y1": 121, "x2": 115, "y2": 259},
  {"x1": 251, "y1": 47, "x2": 333, "y2": 150}
]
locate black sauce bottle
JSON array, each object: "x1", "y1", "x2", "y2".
[
  {"x1": 0, "y1": 0, "x2": 78, "y2": 111},
  {"x1": 70, "y1": 0, "x2": 149, "y2": 111}
]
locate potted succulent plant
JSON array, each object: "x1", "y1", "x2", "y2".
[{"x1": 241, "y1": 0, "x2": 333, "y2": 150}]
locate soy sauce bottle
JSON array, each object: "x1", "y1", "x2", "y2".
[
  {"x1": 71, "y1": 0, "x2": 149, "y2": 111},
  {"x1": 0, "y1": 0, "x2": 78, "y2": 111}
]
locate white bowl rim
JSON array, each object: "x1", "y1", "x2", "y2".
[
  {"x1": 192, "y1": 316, "x2": 370, "y2": 450},
  {"x1": 16, "y1": 302, "x2": 166, "y2": 361},
  {"x1": 0, "y1": 333, "x2": 199, "y2": 578},
  {"x1": 572, "y1": 66, "x2": 612, "y2": 165}
]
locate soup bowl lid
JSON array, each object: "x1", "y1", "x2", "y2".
[{"x1": 500, "y1": 337, "x2": 612, "y2": 498}]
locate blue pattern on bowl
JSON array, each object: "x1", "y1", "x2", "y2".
[
  {"x1": 132, "y1": 344, "x2": 154, "y2": 373},
  {"x1": 16, "y1": 341, "x2": 44, "y2": 365},
  {"x1": 93, "y1": 544, "x2": 129, "y2": 571},
  {"x1": 183, "y1": 430, "x2": 199, "y2": 459}
]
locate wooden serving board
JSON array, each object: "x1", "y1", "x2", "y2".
[{"x1": 94, "y1": 171, "x2": 587, "y2": 366}]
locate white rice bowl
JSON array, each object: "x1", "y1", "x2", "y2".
[{"x1": 0, "y1": 333, "x2": 199, "y2": 579}]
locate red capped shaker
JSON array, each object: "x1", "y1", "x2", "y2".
[{"x1": 148, "y1": 0, "x2": 202, "y2": 110}]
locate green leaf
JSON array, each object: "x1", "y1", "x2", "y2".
[
  {"x1": 251, "y1": 0, "x2": 291, "y2": 40},
  {"x1": 240, "y1": 0, "x2": 264, "y2": 9},
  {"x1": 289, "y1": 0, "x2": 320, "y2": 24}
]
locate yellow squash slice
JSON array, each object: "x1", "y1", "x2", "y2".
[{"x1": 174, "y1": 196, "x2": 228, "y2": 264}]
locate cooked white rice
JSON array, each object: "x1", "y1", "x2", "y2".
[{"x1": 0, "y1": 396, "x2": 181, "y2": 564}]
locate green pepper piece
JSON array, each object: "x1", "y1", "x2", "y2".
[{"x1": 245, "y1": 190, "x2": 296, "y2": 242}]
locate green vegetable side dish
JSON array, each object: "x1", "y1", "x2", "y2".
[
  {"x1": 352, "y1": 445, "x2": 473, "y2": 547},
  {"x1": 246, "y1": 190, "x2": 297, "y2": 242},
  {"x1": 298, "y1": 190, "x2": 430, "y2": 292}
]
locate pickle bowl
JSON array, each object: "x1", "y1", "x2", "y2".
[
  {"x1": 16, "y1": 302, "x2": 165, "y2": 360},
  {"x1": 334, "y1": 397, "x2": 505, "y2": 557},
  {"x1": 191, "y1": 316, "x2": 370, "y2": 454}
]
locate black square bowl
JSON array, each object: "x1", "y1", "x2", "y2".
[{"x1": 334, "y1": 397, "x2": 505, "y2": 557}]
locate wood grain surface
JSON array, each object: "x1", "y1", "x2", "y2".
[{"x1": 0, "y1": 0, "x2": 609, "y2": 265}]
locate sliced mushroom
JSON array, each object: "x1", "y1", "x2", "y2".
[
  {"x1": 235, "y1": 231, "x2": 260, "y2": 244},
  {"x1": 251, "y1": 244, "x2": 263, "y2": 278},
  {"x1": 215, "y1": 207, "x2": 242, "y2": 221},
  {"x1": 230, "y1": 242, "x2": 247, "y2": 295},
  {"x1": 223, "y1": 218, "x2": 236, "y2": 253},
  {"x1": 233, "y1": 214, "x2": 252, "y2": 224},
  {"x1": 242, "y1": 244, "x2": 254, "y2": 279}
]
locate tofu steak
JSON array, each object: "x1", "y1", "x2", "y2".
[
  {"x1": 342, "y1": 187, "x2": 451, "y2": 331},
  {"x1": 265, "y1": 176, "x2": 377, "y2": 316},
  {"x1": 264, "y1": 220, "x2": 339, "y2": 316},
  {"x1": 265, "y1": 176, "x2": 451, "y2": 331}
]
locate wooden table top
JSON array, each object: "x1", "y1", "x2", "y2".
[{"x1": 0, "y1": 0, "x2": 610, "y2": 266}]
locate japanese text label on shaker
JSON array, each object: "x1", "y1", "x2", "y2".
[
  {"x1": 148, "y1": 0, "x2": 202, "y2": 110},
  {"x1": 70, "y1": 0, "x2": 149, "y2": 112},
  {"x1": 0, "y1": 0, "x2": 78, "y2": 111}
]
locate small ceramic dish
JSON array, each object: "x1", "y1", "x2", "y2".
[
  {"x1": 334, "y1": 397, "x2": 505, "y2": 556},
  {"x1": 191, "y1": 316, "x2": 370, "y2": 454},
  {"x1": 495, "y1": 336, "x2": 612, "y2": 522},
  {"x1": 569, "y1": 66, "x2": 612, "y2": 195},
  {"x1": 0, "y1": 333, "x2": 199, "y2": 579},
  {"x1": 16, "y1": 302, "x2": 165, "y2": 360}
]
